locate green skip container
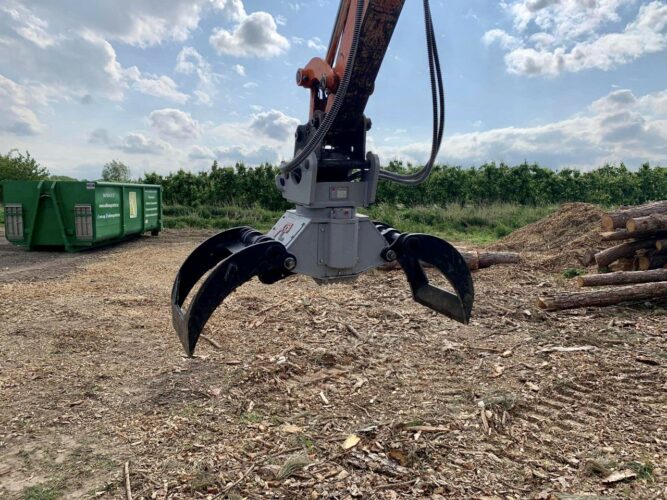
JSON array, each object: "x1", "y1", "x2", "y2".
[{"x1": 2, "y1": 180, "x2": 162, "y2": 252}]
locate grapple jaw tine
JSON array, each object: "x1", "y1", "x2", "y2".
[
  {"x1": 171, "y1": 227, "x2": 293, "y2": 357},
  {"x1": 377, "y1": 224, "x2": 474, "y2": 324}
]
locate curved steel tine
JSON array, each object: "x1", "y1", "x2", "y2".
[
  {"x1": 172, "y1": 232, "x2": 292, "y2": 357},
  {"x1": 394, "y1": 233, "x2": 474, "y2": 324},
  {"x1": 172, "y1": 227, "x2": 252, "y2": 310}
]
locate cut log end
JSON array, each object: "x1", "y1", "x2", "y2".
[{"x1": 601, "y1": 214, "x2": 616, "y2": 232}]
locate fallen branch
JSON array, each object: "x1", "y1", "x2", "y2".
[
  {"x1": 200, "y1": 335, "x2": 222, "y2": 350},
  {"x1": 537, "y1": 346, "x2": 597, "y2": 354},
  {"x1": 536, "y1": 282, "x2": 667, "y2": 311},
  {"x1": 345, "y1": 323, "x2": 362, "y2": 340},
  {"x1": 577, "y1": 269, "x2": 667, "y2": 287},
  {"x1": 124, "y1": 461, "x2": 133, "y2": 500}
]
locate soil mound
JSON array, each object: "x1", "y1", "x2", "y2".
[{"x1": 491, "y1": 203, "x2": 607, "y2": 270}]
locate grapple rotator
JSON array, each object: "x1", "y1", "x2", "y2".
[{"x1": 172, "y1": 0, "x2": 474, "y2": 356}]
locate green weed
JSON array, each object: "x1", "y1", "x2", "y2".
[
  {"x1": 22, "y1": 485, "x2": 62, "y2": 500},
  {"x1": 163, "y1": 202, "x2": 557, "y2": 245},
  {"x1": 562, "y1": 268, "x2": 586, "y2": 279}
]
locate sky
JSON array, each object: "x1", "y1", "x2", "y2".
[{"x1": 0, "y1": 0, "x2": 666, "y2": 179}]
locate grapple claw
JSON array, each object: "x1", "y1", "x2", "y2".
[
  {"x1": 171, "y1": 227, "x2": 293, "y2": 356},
  {"x1": 376, "y1": 223, "x2": 474, "y2": 324}
]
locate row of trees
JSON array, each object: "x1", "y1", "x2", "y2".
[
  {"x1": 2, "y1": 150, "x2": 665, "y2": 208},
  {"x1": 144, "y1": 161, "x2": 667, "y2": 209}
]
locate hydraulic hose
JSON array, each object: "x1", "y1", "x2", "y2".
[
  {"x1": 378, "y1": 0, "x2": 445, "y2": 185},
  {"x1": 281, "y1": 0, "x2": 445, "y2": 187},
  {"x1": 280, "y1": 0, "x2": 365, "y2": 175}
]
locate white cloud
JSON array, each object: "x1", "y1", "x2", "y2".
[
  {"x1": 212, "y1": 0, "x2": 247, "y2": 22},
  {"x1": 193, "y1": 90, "x2": 213, "y2": 107},
  {"x1": 0, "y1": 4, "x2": 193, "y2": 109},
  {"x1": 131, "y1": 74, "x2": 189, "y2": 104},
  {"x1": 485, "y1": 1, "x2": 667, "y2": 76},
  {"x1": 0, "y1": 75, "x2": 45, "y2": 135},
  {"x1": 175, "y1": 47, "x2": 213, "y2": 85},
  {"x1": 249, "y1": 109, "x2": 299, "y2": 141},
  {"x1": 233, "y1": 64, "x2": 246, "y2": 76},
  {"x1": 213, "y1": 145, "x2": 278, "y2": 164},
  {"x1": 210, "y1": 11, "x2": 290, "y2": 58},
  {"x1": 19, "y1": 0, "x2": 207, "y2": 48},
  {"x1": 307, "y1": 37, "x2": 327, "y2": 51},
  {"x1": 114, "y1": 133, "x2": 171, "y2": 155},
  {"x1": 188, "y1": 144, "x2": 279, "y2": 165},
  {"x1": 149, "y1": 108, "x2": 200, "y2": 141},
  {"x1": 482, "y1": 29, "x2": 522, "y2": 50},
  {"x1": 175, "y1": 47, "x2": 219, "y2": 105},
  {"x1": 88, "y1": 128, "x2": 171, "y2": 155},
  {"x1": 189, "y1": 145, "x2": 216, "y2": 160},
  {"x1": 189, "y1": 143, "x2": 284, "y2": 166},
  {"x1": 374, "y1": 88, "x2": 667, "y2": 168}
]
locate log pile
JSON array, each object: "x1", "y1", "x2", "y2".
[
  {"x1": 538, "y1": 201, "x2": 667, "y2": 312},
  {"x1": 595, "y1": 201, "x2": 667, "y2": 271}
]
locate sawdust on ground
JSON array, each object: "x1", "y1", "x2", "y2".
[
  {"x1": 490, "y1": 203, "x2": 611, "y2": 271},
  {"x1": 0, "y1": 229, "x2": 666, "y2": 499}
]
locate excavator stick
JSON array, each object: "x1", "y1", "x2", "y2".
[
  {"x1": 170, "y1": 0, "x2": 476, "y2": 357},
  {"x1": 171, "y1": 227, "x2": 294, "y2": 356}
]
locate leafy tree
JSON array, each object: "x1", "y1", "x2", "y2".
[
  {"x1": 102, "y1": 160, "x2": 131, "y2": 182},
  {"x1": 0, "y1": 150, "x2": 49, "y2": 181},
  {"x1": 0, "y1": 150, "x2": 50, "y2": 201},
  {"x1": 144, "y1": 161, "x2": 666, "y2": 210}
]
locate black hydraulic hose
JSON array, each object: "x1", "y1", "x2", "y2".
[
  {"x1": 378, "y1": 0, "x2": 445, "y2": 185},
  {"x1": 280, "y1": 0, "x2": 365, "y2": 175}
]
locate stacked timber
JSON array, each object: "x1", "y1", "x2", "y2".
[
  {"x1": 538, "y1": 201, "x2": 667, "y2": 311},
  {"x1": 595, "y1": 201, "x2": 667, "y2": 271}
]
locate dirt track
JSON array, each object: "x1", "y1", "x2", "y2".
[{"x1": 0, "y1": 229, "x2": 666, "y2": 499}]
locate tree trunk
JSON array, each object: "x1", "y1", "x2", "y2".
[
  {"x1": 594, "y1": 238, "x2": 658, "y2": 268},
  {"x1": 626, "y1": 214, "x2": 667, "y2": 233},
  {"x1": 600, "y1": 229, "x2": 667, "y2": 241},
  {"x1": 601, "y1": 201, "x2": 667, "y2": 231},
  {"x1": 536, "y1": 282, "x2": 667, "y2": 311},
  {"x1": 577, "y1": 269, "x2": 667, "y2": 287},
  {"x1": 380, "y1": 250, "x2": 520, "y2": 271},
  {"x1": 460, "y1": 251, "x2": 520, "y2": 270},
  {"x1": 637, "y1": 253, "x2": 667, "y2": 271}
]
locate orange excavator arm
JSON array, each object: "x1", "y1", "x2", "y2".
[{"x1": 296, "y1": 0, "x2": 406, "y2": 163}]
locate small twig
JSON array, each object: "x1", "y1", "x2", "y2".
[
  {"x1": 214, "y1": 464, "x2": 256, "y2": 498},
  {"x1": 124, "y1": 461, "x2": 133, "y2": 500},
  {"x1": 345, "y1": 323, "x2": 362, "y2": 339},
  {"x1": 200, "y1": 335, "x2": 222, "y2": 350},
  {"x1": 351, "y1": 402, "x2": 371, "y2": 418},
  {"x1": 373, "y1": 479, "x2": 418, "y2": 492},
  {"x1": 254, "y1": 298, "x2": 289, "y2": 316}
]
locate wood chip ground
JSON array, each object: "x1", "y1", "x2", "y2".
[{"x1": 0, "y1": 229, "x2": 665, "y2": 499}]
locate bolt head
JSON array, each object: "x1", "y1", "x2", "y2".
[
  {"x1": 384, "y1": 249, "x2": 397, "y2": 262},
  {"x1": 283, "y1": 257, "x2": 297, "y2": 271}
]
